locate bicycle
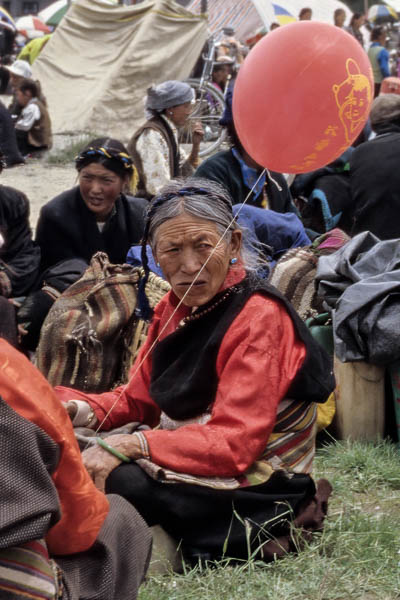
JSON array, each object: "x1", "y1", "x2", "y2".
[{"x1": 182, "y1": 33, "x2": 228, "y2": 157}]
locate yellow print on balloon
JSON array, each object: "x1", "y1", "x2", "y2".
[{"x1": 332, "y1": 58, "x2": 372, "y2": 145}]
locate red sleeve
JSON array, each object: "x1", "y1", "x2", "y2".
[
  {"x1": 144, "y1": 294, "x2": 306, "y2": 477},
  {"x1": 54, "y1": 293, "x2": 188, "y2": 430}
]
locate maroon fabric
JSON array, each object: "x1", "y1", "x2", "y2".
[{"x1": 0, "y1": 297, "x2": 18, "y2": 347}]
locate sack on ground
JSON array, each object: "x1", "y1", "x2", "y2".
[{"x1": 36, "y1": 252, "x2": 170, "y2": 392}]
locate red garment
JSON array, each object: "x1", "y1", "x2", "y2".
[
  {"x1": 56, "y1": 268, "x2": 306, "y2": 478},
  {"x1": 0, "y1": 340, "x2": 109, "y2": 556}
]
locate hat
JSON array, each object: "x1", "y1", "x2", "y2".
[
  {"x1": 370, "y1": 93, "x2": 400, "y2": 127},
  {"x1": 214, "y1": 55, "x2": 235, "y2": 66},
  {"x1": 145, "y1": 80, "x2": 194, "y2": 113},
  {"x1": 6, "y1": 60, "x2": 32, "y2": 79}
]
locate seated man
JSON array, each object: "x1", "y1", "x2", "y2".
[
  {"x1": 194, "y1": 88, "x2": 298, "y2": 214},
  {"x1": 14, "y1": 78, "x2": 52, "y2": 156},
  {"x1": 349, "y1": 93, "x2": 400, "y2": 239}
]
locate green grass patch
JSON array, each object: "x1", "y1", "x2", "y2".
[
  {"x1": 46, "y1": 133, "x2": 99, "y2": 165},
  {"x1": 139, "y1": 440, "x2": 400, "y2": 600}
]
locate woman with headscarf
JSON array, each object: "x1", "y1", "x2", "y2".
[
  {"x1": 17, "y1": 137, "x2": 147, "y2": 351},
  {"x1": 0, "y1": 338, "x2": 151, "y2": 599},
  {"x1": 56, "y1": 177, "x2": 333, "y2": 565},
  {"x1": 128, "y1": 80, "x2": 204, "y2": 199}
]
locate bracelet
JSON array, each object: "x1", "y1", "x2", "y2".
[
  {"x1": 134, "y1": 431, "x2": 150, "y2": 459},
  {"x1": 96, "y1": 437, "x2": 131, "y2": 463}
]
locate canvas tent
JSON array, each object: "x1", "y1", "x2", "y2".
[{"x1": 32, "y1": 0, "x2": 207, "y2": 140}]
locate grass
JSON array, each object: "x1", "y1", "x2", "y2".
[
  {"x1": 139, "y1": 439, "x2": 400, "y2": 600},
  {"x1": 46, "y1": 133, "x2": 100, "y2": 165}
]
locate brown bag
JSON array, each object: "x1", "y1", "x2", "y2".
[{"x1": 36, "y1": 252, "x2": 170, "y2": 393}]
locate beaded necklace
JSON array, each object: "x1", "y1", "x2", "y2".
[{"x1": 179, "y1": 285, "x2": 239, "y2": 327}]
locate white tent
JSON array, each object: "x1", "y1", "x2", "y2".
[{"x1": 33, "y1": 0, "x2": 207, "y2": 140}]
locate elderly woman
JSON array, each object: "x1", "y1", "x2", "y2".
[
  {"x1": 56, "y1": 178, "x2": 334, "y2": 563},
  {"x1": 128, "y1": 80, "x2": 204, "y2": 199},
  {"x1": 17, "y1": 137, "x2": 147, "y2": 350}
]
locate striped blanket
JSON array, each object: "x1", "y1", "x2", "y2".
[{"x1": 0, "y1": 539, "x2": 60, "y2": 599}]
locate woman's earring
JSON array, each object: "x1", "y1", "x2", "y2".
[
  {"x1": 156, "y1": 262, "x2": 160, "y2": 267},
  {"x1": 230, "y1": 257, "x2": 238, "y2": 265}
]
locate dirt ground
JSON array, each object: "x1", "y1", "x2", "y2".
[{"x1": 1, "y1": 160, "x2": 76, "y2": 232}]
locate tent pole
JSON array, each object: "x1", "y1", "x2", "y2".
[{"x1": 364, "y1": 0, "x2": 368, "y2": 15}]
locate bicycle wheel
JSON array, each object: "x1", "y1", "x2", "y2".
[{"x1": 182, "y1": 78, "x2": 227, "y2": 158}]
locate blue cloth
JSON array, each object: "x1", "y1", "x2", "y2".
[
  {"x1": 231, "y1": 148, "x2": 266, "y2": 201},
  {"x1": 233, "y1": 205, "x2": 310, "y2": 268},
  {"x1": 127, "y1": 206, "x2": 310, "y2": 279},
  {"x1": 126, "y1": 245, "x2": 163, "y2": 277},
  {"x1": 370, "y1": 42, "x2": 390, "y2": 78}
]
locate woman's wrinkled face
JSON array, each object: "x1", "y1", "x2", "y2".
[
  {"x1": 154, "y1": 213, "x2": 241, "y2": 307},
  {"x1": 167, "y1": 101, "x2": 193, "y2": 127},
  {"x1": 79, "y1": 162, "x2": 126, "y2": 221}
]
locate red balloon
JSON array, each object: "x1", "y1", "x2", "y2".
[{"x1": 233, "y1": 22, "x2": 374, "y2": 173}]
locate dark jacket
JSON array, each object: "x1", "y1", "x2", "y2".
[
  {"x1": 349, "y1": 130, "x2": 400, "y2": 240},
  {"x1": 0, "y1": 100, "x2": 24, "y2": 167},
  {"x1": 194, "y1": 149, "x2": 297, "y2": 214},
  {"x1": 35, "y1": 187, "x2": 147, "y2": 272},
  {"x1": 0, "y1": 184, "x2": 40, "y2": 297}
]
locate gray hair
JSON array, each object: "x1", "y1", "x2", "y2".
[
  {"x1": 370, "y1": 93, "x2": 400, "y2": 130},
  {"x1": 148, "y1": 178, "x2": 267, "y2": 273}
]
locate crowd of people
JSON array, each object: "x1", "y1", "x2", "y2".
[{"x1": 1, "y1": 6, "x2": 400, "y2": 600}]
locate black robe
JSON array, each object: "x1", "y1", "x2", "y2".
[
  {"x1": 194, "y1": 149, "x2": 297, "y2": 213},
  {"x1": 349, "y1": 128, "x2": 400, "y2": 240},
  {"x1": 0, "y1": 184, "x2": 40, "y2": 297},
  {"x1": 35, "y1": 186, "x2": 148, "y2": 272}
]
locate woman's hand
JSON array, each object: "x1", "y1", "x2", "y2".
[
  {"x1": 82, "y1": 434, "x2": 144, "y2": 492},
  {"x1": 191, "y1": 121, "x2": 204, "y2": 148},
  {"x1": 82, "y1": 444, "x2": 121, "y2": 493}
]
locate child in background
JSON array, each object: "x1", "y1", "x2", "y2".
[{"x1": 14, "y1": 78, "x2": 52, "y2": 156}]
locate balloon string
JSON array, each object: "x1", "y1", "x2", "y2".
[
  {"x1": 266, "y1": 169, "x2": 282, "y2": 192},
  {"x1": 85, "y1": 169, "x2": 267, "y2": 447}
]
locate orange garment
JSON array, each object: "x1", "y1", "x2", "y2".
[
  {"x1": 0, "y1": 340, "x2": 109, "y2": 555},
  {"x1": 56, "y1": 268, "x2": 308, "y2": 478}
]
